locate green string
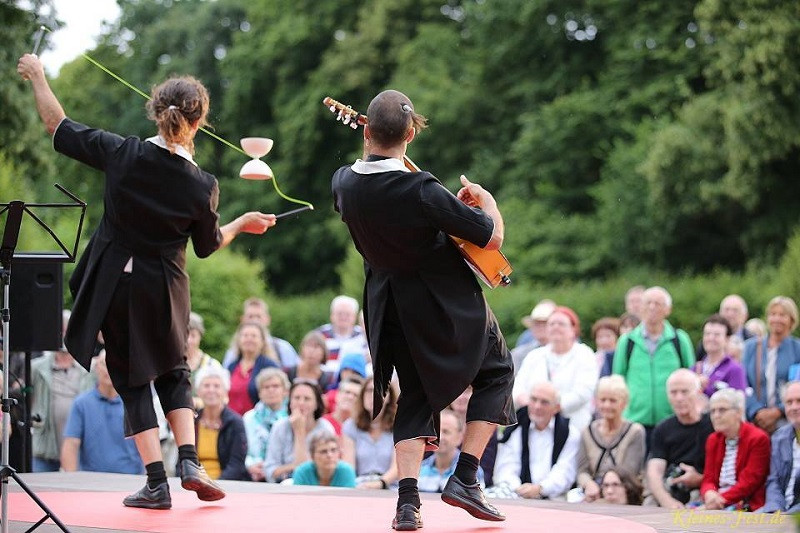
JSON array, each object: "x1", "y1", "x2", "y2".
[{"x1": 78, "y1": 51, "x2": 312, "y2": 208}]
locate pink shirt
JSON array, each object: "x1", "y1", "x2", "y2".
[{"x1": 228, "y1": 365, "x2": 255, "y2": 415}]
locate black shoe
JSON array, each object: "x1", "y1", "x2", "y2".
[
  {"x1": 180, "y1": 459, "x2": 226, "y2": 501},
  {"x1": 392, "y1": 503, "x2": 423, "y2": 531},
  {"x1": 441, "y1": 475, "x2": 505, "y2": 521},
  {"x1": 123, "y1": 482, "x2": 172, "y2": 510}
]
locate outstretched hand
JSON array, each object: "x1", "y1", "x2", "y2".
[{"x1": 239, "y1": 212, "x2": 277, "y2": 234}]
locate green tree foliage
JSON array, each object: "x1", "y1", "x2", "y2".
[
  {"x1": 6, "y1": 0, "x2": 800, "y2": 303},
  {"x1": 185, "y1": 244, "x2": 268, "y2": 360}
]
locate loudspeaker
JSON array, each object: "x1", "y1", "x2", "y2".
[{"x1": 8, "y1": 260, "x2": 63, "y2": 352}]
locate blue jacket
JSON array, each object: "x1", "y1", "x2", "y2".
[
  {"x1": 743, "y1": 336, "x2": 800, "y2": 420},
  {"x1": 759, "y1": 423, "x2": 800, "y2": 513}
]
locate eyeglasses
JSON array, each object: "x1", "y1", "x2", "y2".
[
  {"x1": 709, "y1": 406, "x2": 734, "y2": 415},
  {"x1": 314, "y1": 446, "x2": 339, "y2": 456},
  {"x1": 601, "y1": 481, "x2": 623, "y2": 489}
]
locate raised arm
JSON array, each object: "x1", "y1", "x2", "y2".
[{"x1": 17, "y1": 54, "x2": 66, "y2": 135}]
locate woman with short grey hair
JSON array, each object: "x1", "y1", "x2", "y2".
[
  {"x1": 292, "y1": 429, "x2": 357, "y2": 487},
  {"x1": 700, "y1": 388, "x2": 770, "y2": 510},
  {"x1": 192, "y1": 366, "x2": 249, "y2": 481}
]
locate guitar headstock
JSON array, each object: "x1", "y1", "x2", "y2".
[{"x1": 323, "y1": 97, "x2": 367, "y2": 130}]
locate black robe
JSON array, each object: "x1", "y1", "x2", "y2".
[
  {"x1": 56, "y1": 118, "x2": 222, "y2": 386},
  {"x1": 332, "y1": 157, "x2": 497, "y2": 413}
]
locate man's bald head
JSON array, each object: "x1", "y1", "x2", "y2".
[{"x1": 366, "y1": 90, "x2": 427, "y2": 148}]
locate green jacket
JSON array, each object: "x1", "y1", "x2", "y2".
[{"x1": 612, "y1": 321, "x2": 695, "y2": 427}]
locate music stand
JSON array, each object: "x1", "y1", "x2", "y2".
[{"x1": 1, "y1": 184, "x2": 86, "y2": 533}]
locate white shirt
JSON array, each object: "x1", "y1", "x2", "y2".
[
  {"x1": 766, "y1": 346, "x2": 778, "y2": 407},
  {"x1": 492, "y1": 417, "x2": 580, "y2": 498},
  {"x1": 512, "y1": 342, "x2": 598, "y2": 432}
]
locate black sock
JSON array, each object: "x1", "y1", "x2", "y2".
[
  {"x1": 178, "y1": 444, "x2": 199, "y2": 465},
  {"x1": 145, "y1": 461, "x2": 167, "y2": 489},
  {"x1": 397, "y1": 478, "x2": 420, "y2": 509},
  {"x1": 454, "y1": 452, "x2": 480, "y2": 485}
]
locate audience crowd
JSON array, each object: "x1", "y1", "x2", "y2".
[{"x1": 6, "y1": 289, "x2": 800, "y2": 516}]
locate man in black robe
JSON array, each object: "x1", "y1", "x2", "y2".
[{"x1": 332, "y1": 90, "x2": 516, "y2": 530}]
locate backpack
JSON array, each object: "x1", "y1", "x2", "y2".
[{"x1": 624, "y1": 331, "x2": 689, "y2": 369}]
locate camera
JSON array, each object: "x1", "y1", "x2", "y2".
[{"x1": 666, "y1": 465, "x2": 691, "y2": 503}]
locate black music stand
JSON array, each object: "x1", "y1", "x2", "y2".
[{"x1": 1, "y1": 184, "x2": 86, "y2": 533}]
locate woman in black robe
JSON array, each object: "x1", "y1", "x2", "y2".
[{"x1": 18, "y1": 53, "x2": 275, "y2": 509}]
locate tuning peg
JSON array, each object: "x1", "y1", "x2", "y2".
[
  {"x1": 350, "y1": 121, "x2": 358, "y2": 129},
  {"x1": 342, "y1": 114, "x2": 351, "y2": 125},
  {"x1": 329, "y1": 105, "x2": 336, "y2": 113}
]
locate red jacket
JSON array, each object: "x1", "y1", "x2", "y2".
[{"x1": 701, "y1": 421, "x2": 770, "y2": 510}]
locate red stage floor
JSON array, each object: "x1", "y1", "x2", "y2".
[
  {"x1": 4, "y1": 473, "x2": 795, "y2": 533},
  {"x1": 9, "y1": 490, "x2": 657, "y2": 533}
]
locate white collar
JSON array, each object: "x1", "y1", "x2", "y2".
[
  {"x1": 145, "y1": 135, "x2": 197, "y2": 166},
  {"x1": 531, "y1": 417, "x2": 556, "y2": 433},
  {"x1": 351, "y1": 158, "x2": 409, "y2": 175}
]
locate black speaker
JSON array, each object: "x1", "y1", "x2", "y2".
[{"x1": 8, "y1": 260, "x2": 63, "y2": 352}]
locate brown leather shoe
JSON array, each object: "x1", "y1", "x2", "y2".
[
  {"x1": 441, "y1": 475, "x2": 505, "y2": 521},
  {"x1": 180, "y1": 459, "x2": 226, "y2": 501},
  {"x1": 123, "y1": 482, "x2": 171, "y2": 510},
  {"x1": 391, "y1": 503, "x2": 423, "y2": 530}
]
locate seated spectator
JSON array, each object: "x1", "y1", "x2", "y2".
[
  {"x1": 449, "y1": 386, "x2": 497, "y2": 487},
  {"x1": 337, "y1": 310, "x2": 370, "y2": 373},
  {"x1": 185, "y1": 311, "x2": 223, "y2": 408},
  {"x1": 226, "y1": 322, "x2": 279, "y2": 416},
  {"x1": 513, "y1": 306, "x2": 598, "y2": 432},
  {"x1": 760, "y1": 381, "x2": 800, "y2": 513},
  {"x1": 316, "y1": 295, "x2": 364, "y2": 365},
  {"x1": 493, "y1": 382, "x2": 580, "y2": 500},
  {"x1": 323, "y1": 352, "x2": 368, "y2": 418},
  {"x1": 222, "y1": 297, "x2": 299, "y2": 369},
  {"x1": 286, "y1": 331, "x2": 336, "y2": 392},
  {"x1": 696, "y1": 295, "x2": 754, "y2": 361},
  {"x1": 61, "y1": 351, "x2": 143, "y2": 474},
  {"x1": 701, "y1": 388, "x2": 770, "y2": 511},
  {"x1": 193, "y1": 366, "x2": 249, "y2": 480},
  {"x1": 743, "y1": 296, "x2": 800, "y2": 434},
  {"x1": 727, "y1": 336, "x2": 745, "y2": 364},
  {"x1": 264, "y1": 379, "x2": 333, "y2": 482},
  {"x1": 694, "y1": 314, "x2": 747, "y2": 398},
  {"x1": 596, "y1": 468, "x2": 644, "y2": 505},
  {"x1": 322, "y1": 377, "x2": 363, "y2": 436},
  {"x1": 645, "y1": 369, "x2": 714, "y2": 508},
  {"x1": 512, "y1": 299, "x2": 556, "y2": 369},
  {"x1": 243, "y1": 368, "x2": 290, "y2": 481},
  {"x1": 613, "y1": 287, "x2": 695, "y2": 443},
  {"x1": 576, "y1": 376, "x2": 646, "y2": 502},
  {"x1": 592, "y1": 317, "x2": 620, "y2": 378},
  {"x1": 292, "y1": 429, "x2": 356, "y2": 488},
  {"x1": 419, "y1": 409, "x2": 483, "y2": 493},
  {"x1": 625, "y1": 285, "x2": 645, "y2": 317},
  {"x1": 31, "y1": 310, "x2": 94, "y2": 472},
  {"x1": 745, "y1": 318, "x2": 767, "y2": 340},
  {"x1": 341, "y1": 376, "x2": 398, "y2": 489},
  {"x1": 618, "y1": 313, "x2": 640, "y2": 337}
]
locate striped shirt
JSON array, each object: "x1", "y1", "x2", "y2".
[{"x1": 718, "y1": 438, "x2": 738, "y2": 493}]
